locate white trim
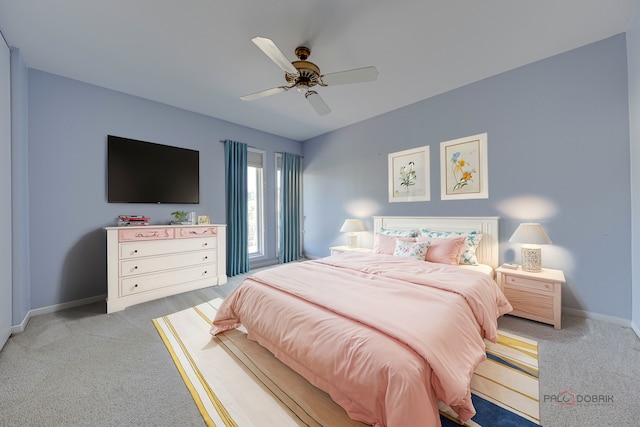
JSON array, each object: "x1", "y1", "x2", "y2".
[
  {"x1": 631, "y1": 320, "x2": 640, "y2": 339},
  {"x1": 562, "y1": 306, "x2": 632, "y2": 328},
  {"x1": 11, "y1": 294, "x2": 106, "y2": 334}
]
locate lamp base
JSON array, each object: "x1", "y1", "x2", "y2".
[
  {"x1": 347, "y1": 233, "x2": 358, "y2": 249},
  {"x1": 521, "y1": 246, "x2": 542, "y2": 272}
]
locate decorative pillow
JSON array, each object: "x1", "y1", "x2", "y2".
[
  {"x1": 393, "y1": 239, "x2": 429, "y2": 260},
  {"x1": 378, "y1": 227, "x2": 418, "y2": 237},
  {"x1": 373, "y1": 233, "x2": 415, "y2": 255},
  {"x1": 419, "y1": 229, "x2": 483, "y2": 265},
  {"x1": 416, "y1": 236, "x2": 465, "y2": 265}
]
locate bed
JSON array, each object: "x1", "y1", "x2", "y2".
[{"x1": 211, "y1": 216, "x2": 512, "y2": 427}]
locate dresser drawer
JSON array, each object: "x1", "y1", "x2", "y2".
[
  {"x1": 175, "y1": 226, "x2": 217, "y2": 238},
  {"x1": 120, "y1": 264, "x2": 217, "y2": 296},
  {"x1": 119, "y1": 250, "x2": 217, "y2": 277},
  {"x1": 118, "y1": 227, "x2": 174, "y2": 242},
  {"x1": 119, "y1": 237, "x2": 216, "y2": 259},
  {"x1": 504, "y1": 274, "x2": 555, "y2": 293},
  {"x1": 504, "y1": 286, "x2": 554, "y2": 321}
]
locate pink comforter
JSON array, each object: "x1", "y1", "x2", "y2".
[{"x1": 211, "y1": 252, "x2": 512, "y2": 427}]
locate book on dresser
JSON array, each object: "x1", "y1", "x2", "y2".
[{"x1": 104, "y1": 224, "x2": 227, "y2": 313}]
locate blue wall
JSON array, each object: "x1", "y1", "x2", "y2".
[
  {"x1": 303, "y1": 34, "x2": 631, "y2": 320},
  {"x1": 10, "y1": 33, "x2": 634, "y2": 324},
  {"x1": 10, "y1": 48, "x2": 29, "y2": 326},
  {"x1": 17, "y1": 68, "x2": 301, "y2": 322}
]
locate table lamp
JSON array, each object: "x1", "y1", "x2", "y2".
[
  {"x1": 508, "y1": 222, "x2": 551, "y2": 272},
  {"x1": 340, "y1": 219, "x2": 365, "y2": 248}
]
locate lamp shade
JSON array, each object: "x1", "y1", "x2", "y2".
[
  {"x1": 339, "y1": 219, "x2": 366, "y2": 233},
  {"x1": 508, "y1": 223, "x2": 551, "y2": 245}
]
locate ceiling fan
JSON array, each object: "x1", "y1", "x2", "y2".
[{"x1": 240, "y1": 37, "x2": 378, "y2": 116}]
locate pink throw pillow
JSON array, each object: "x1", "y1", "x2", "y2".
[
  {"x1": 373, "y1": 233, "x2": 415, "y2": 255},
  {"x1": 417, "y1": 236, "x2": 465, "y2": 265}
]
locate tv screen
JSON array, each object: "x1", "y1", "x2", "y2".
[{"x1": 108, "y1": 135, "x2": 199, "y2": 204}]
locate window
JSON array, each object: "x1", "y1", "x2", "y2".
[
  {"x1": 247, "y1": 149, "x2": 265, "y2": 257},
  {"x1": 275, "y1": 153, "x2": 282, "y2": 256}
]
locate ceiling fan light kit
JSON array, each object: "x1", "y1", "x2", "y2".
[{"x1": 241, "y1": 36, "x2": 378, "y2": 116}]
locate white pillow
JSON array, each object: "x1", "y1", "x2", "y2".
[
  {"x1": 419, "y1": 229, "x2": 483, "y2": 265},
  {"x1": 393, "y1": 239, "x2": 429, "y2": 260}
]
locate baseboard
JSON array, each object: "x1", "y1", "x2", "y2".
[
  {"x1": 632, "y1": 321, "x2": 640, "y2": 339},
  {"x1": 11, "y1": 294, "x2": 107, "y2": 334},
  {"x1": 563, "y1": 306, "x2": 631, "y2": 327},
  {"x1": 250, "y1": 259, "x2": 279, "y2": 269}
]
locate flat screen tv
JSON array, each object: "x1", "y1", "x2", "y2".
[{"x1": 108, "y1": 135, "x2": 199, "y2": 204}]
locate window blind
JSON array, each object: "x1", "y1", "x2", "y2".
[{"x1": 247, "y1": 149, "x2": 263, "y2": 168}]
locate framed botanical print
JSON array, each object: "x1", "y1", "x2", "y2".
[
  {"x1": 388, "y1": 145, "x2": 430, "y2": 203},
  {"x1": 440, "y1": 133, "x2": 488, "y2": 200}
]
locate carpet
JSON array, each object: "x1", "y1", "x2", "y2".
[{"x1": 153, "y1": 298, "x2": 540, "y2": 427}]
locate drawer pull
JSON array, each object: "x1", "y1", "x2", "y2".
[
  {"x1": 204, "y1": 256, "x2": 208, "y2": 260},
  {"x1": 134, "y1": 266, "x2": 138, "y2": 270},
  {"x1": 134, "y1": 284, "x2": 138, "y2": 288},
  {"x1": 204, "y1": 242, "x2": 208, "y2": 246},
  {"x1": 135, "y1": 231, "x2": 159, "y2": 238},
  {"x1": 189, "y1": 230, "x2": 208, "y2": 235},
  {"x1": 134, "y1": 250, "x2": 138, "y2": 253}
]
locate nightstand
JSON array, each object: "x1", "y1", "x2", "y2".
[
  {"x1": 329, "y1": 246, "x2": 372, "y2": 256},
  {"x1": 496, "y1": 266, "x2": 565, "y2": 329}
]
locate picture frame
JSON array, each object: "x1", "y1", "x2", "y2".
[
  {"x1": 388, "y1": 145, "x2": 430, "y2": 203},
  {"x1": 440, "y1": 133, "x2": 488, "y2": 200},
  {"x1": 197, "y1": 215, "x2": 210, "y2": 225}
]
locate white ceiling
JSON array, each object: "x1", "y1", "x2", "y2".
[{"x1": 0, "y1": 0, "x2": 637, "y2": 141}]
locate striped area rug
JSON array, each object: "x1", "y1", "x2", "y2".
[
  {"x1": 153, "y1": 298, "x2": 540, "y2": 427},
  {"x1": 439, "y1": 331, "x2": 540, "y2": 426}
]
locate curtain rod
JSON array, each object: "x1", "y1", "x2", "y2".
[{"x1": 219, "y1": 140, "x2": 303, "y2": 158}]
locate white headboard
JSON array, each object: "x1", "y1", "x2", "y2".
[{"x1": 372, "y1": 216, "x2": 500, "y2": 269}]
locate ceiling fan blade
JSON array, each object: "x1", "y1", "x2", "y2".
[
  {"x1": 240, "y1": 86, "x2": 290, "y2": 101},
  {"x1": 321, "y1": 66, "x2": 378, "y2": 86},
  {"x1": 251, "y1": 37, "x2": 299, "y2": 76},
  {"x1": 305, "y1": 91, "x2": 331, "y2": 116}
]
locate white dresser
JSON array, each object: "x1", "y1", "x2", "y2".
[{"x1": 105, "y1": 224, "x2": 227, "y2": 313}]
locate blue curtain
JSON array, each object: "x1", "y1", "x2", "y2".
[
  {"x1": 224, "y1": 140, "x2": 249, "y2": 276},
  {"x1": 279, "y1": 152, "x2": 303, "y2": 264}
]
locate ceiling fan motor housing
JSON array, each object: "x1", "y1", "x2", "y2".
[{"x1": 286, "y1": 46, "x2": 322, "y2": 89}]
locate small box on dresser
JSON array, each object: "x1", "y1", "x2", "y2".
[
  {"x1": 105, "y1": 224, "x2": 227, "y2": 313},
  {"x1": 496, "y1": 265, "x2": 565, "y2": 329}
]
